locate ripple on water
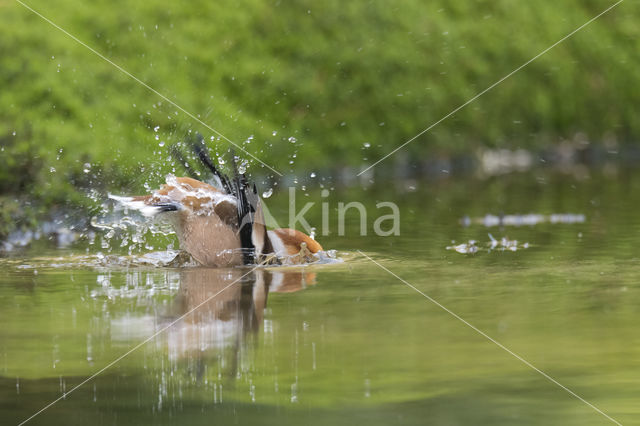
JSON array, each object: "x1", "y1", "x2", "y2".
[{"x1": 0, "y1": 248, "x2": 344, "y2": 272}]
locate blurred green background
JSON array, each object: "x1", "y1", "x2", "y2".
[{"x1": 0, "y1": 0, "x2": 639, "y2": 236}]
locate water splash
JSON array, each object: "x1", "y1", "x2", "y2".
[
  {"x1": 447, "y1": 234, "x2": 530, "y2": 254},
  {"x1": 446, "y1": 241, "x2": 478, "y2": 254}
]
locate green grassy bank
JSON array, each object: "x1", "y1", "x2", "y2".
[{"x1": 1, "y1": 0, "x2": 639, "y2": 236}]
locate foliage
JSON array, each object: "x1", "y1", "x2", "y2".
[{"x1": 0, "y1": 0, "x2": 639, "y2": 232}]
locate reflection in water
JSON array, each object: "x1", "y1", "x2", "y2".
[
  {"x1": 460, "y1": 213, "x2": 586, "y2": 227},
  {"x1": 109, "y1": 267, "x2": 316, "y2": 383}
]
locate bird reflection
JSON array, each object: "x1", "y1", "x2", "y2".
[{"x1": 164, "y1": 267, "x2": 316, "y2": 380}]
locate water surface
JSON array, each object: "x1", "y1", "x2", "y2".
[{"x1": 1, "y1": 171, "x2": 639, "y2": 425}]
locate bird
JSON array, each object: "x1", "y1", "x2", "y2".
[{"x1": 110, "y1": 137, "x2": 322, "y2": 267}]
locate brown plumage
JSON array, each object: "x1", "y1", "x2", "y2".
[
  {"x1": 112, "y1": 176, "x2": 323, "y2": 266},
  {"x1": 268, "y1": 228, "x2": 323, "y2": 255}
]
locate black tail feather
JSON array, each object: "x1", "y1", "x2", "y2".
[
  {"x1": 191, "y1": 134, "x2": 232, "y2": 194},
  {"x1": 169, "y1": 145, "x2": 200, "y2": 180},
  {"x1": 229, "y1": 150, "x2": 257, "y2": 264}
]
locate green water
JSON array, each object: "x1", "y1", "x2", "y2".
[{"x1": 2, "y1": 172, "x2": 640, "y2": 425}]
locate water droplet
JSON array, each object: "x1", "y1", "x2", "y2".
[
  {"x1": 363, "y1": 142, "x2": 371, "y2": 148},
  {"x1": 272, "y1": 131, "x2": 277, "y2": 136},
  {"x1": 158, "y1": 141, "x2": 165, "y2": 147},
  {"x1": 288, "y1": 137, "x2": 297, "y2": 144},
  {"x1": 153, "y1": 126, "x2": 160, "y2": 132},
  {"x1": 310, "y1": 172, "x2": 316, "y2": 178},
  {"x1": 218, "y1": 157, "x2": 225, "y2": 165},
  {"x1": 262, "y1": 188, "x2": 273, "y2": 198}
]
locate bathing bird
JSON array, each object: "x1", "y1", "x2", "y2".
[{"x1": 110, "y1": 139, "x2": 322, "y2": 267}]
